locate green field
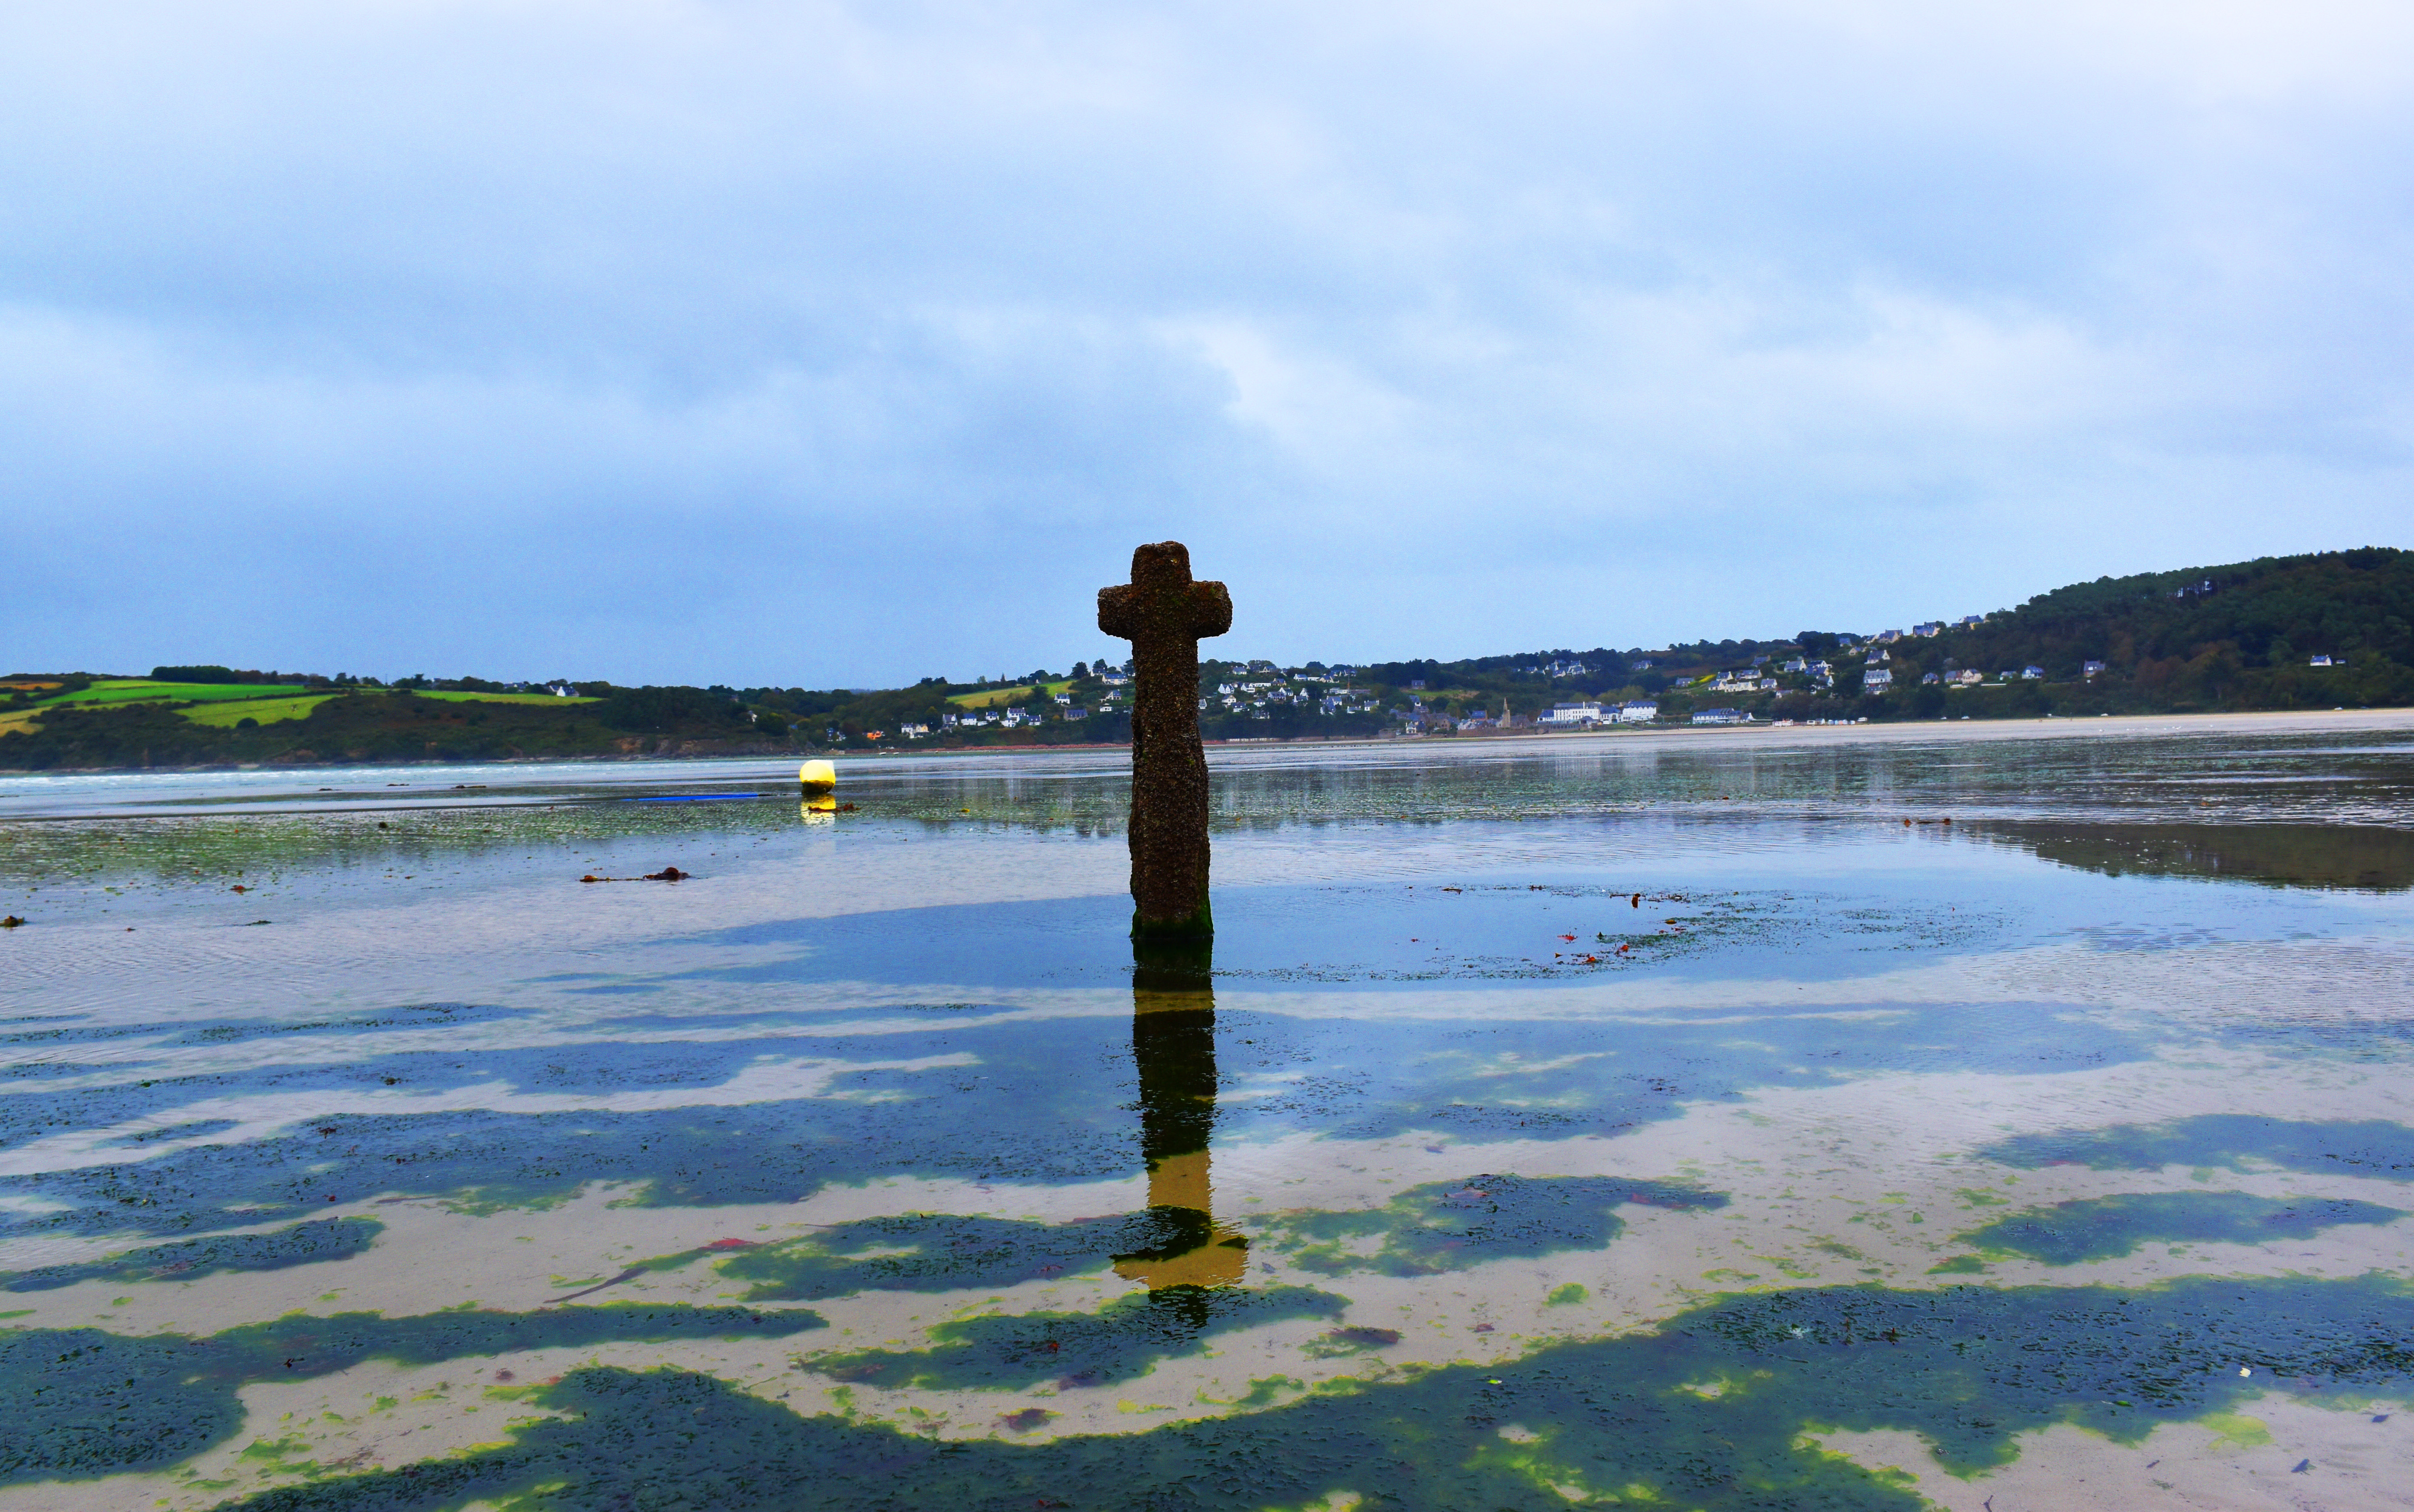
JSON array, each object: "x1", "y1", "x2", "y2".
[
  {"x1": 40, "y1": 679, "x2": 312, "y2": 708},
  {"x1": 948, "y1": 681, "x2": 1071, "y2": 709},
  {"x1": 403, "y1": 689, "x2": 597, "y2": 705},
  {"x1": 179, "y1": 694, "x2": 338, "y2": 728},
  {"x1": 21, "y1": 681, "x2": 598, "y2": 716}
]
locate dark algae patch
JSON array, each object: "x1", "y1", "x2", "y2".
[
  {"x1": 1981, "y1": 1115, "x2": 2414, "y2": 1179},
  {"x1": 1254, "y1": 1173, "x2": 1725, "y2": 1277},
  {"x1": 2, "y1": 1216, "x2": 381, "y2": 1292},
  {"x1": 0, "y1": 1302, "x2": 824, "y2": 1485},
  {"x1": 719, "y1": 1211, "x2": 1208, "y2": 1301},
  {"x1": 807, "y1": 1286, "x2": 1346, "y2": 1391},
  {"x1": 710, "y1": 1178, "x2": 1723, "y2": 1303},
  {"x1": 1959, "y1": 1192, "x2": 2405, "y2": 1264},
  {"x1": 208, "y1": 1274, "x2": 2414, "y2": 1512}
]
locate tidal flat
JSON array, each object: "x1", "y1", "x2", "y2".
[{"x1": 3, "y1": 710, "x2": 2413, "y2": 1510}]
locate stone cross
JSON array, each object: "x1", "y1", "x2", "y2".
[{"x1": 1098, "y1": 541, "x2": 1231, "y2": 940}]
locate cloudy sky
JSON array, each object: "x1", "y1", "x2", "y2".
[{"x1": 4, "y1": 2, "x2": 2408, "y2": 687}]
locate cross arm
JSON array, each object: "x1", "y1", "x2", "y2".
[
  {"x1": 1098, "y1": 584, "x2": 1141, "y2": 640},
  {"x1": 1185, "y1": 581, "x2": 1232, "y2": 639}
]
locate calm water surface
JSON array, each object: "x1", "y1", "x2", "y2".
[{"x1": 3, "y1": 712, "x2": 2412, "y2": 1511}]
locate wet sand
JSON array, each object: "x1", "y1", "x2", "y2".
[{"x1": 2, "y1": 710, "x2": 2411, "y2": 1509}]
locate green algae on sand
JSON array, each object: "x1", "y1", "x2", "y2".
[
  {"x1": 1252, "y1": 1173, "x2": 1725, "y2": 1278},
  {"x1": 0, "y1": 1302, "x2": 824, "y2": 1486},
  {"x1": 199, "y1": 1273, "x2": 2414, "y2": 1512},
  {"x1": 806, "y1": 1285, "x2": 1347, "y2": 1392}
]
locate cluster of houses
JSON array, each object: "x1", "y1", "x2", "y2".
[
  {"x1": 1866, "y1": 615, "x2": 1986, "y2": 643},
  {"x1": 1210, "y1": 673, "x2": 1382, "y2": 718},
  {"x1": 922, "y1": 697, "x2": 1094, "y2": 736},
  {"x1": 1535, "y1": 699, "x2": 1660, "y2": 726},
  {"x1": 1903, "y1": 667, "x2": 2047, "y2": 687},
  {"x1": 1695, "y1": 652, "x2": 1854, "y2": 696}
]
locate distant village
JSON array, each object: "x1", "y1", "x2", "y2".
[{"x1": 842, "y1": 606, "x2": 2105, "y2": 747}]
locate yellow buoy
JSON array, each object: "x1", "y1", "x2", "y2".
[{"x1": 800, "y1": 758, "x2": 837, "y2": 813}]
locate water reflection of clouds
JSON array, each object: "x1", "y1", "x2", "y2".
[{"x1": 0, "y1": 1053, "x2": 978, "y2": 1177}]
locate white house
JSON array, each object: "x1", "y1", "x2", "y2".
[
  {"x1": 1617, "y1": 699, "x2": 1658, "y2": 723},
  {"x1": 2021, "y1": 665, "x2": 2045, "y2": 680},
  {"x1": 1950, "y1": 669, "x2": 1983, "y2": 686},
  {"x1": 1957, "y1": 614, "x2": 1986, "y2": 628},
  {"x1": 1540, "y1": 701, "x2": 1607, "y2": 726},
  {"x1": 2082, "y1": 660, "x2": 2108, "y2": 677},
  {"x1": 1863, "y1": 667, "x2": 1893, "y2": 690},
  {"x1": 1692, "y1": 707, "x2": 1747, "y2": 725},
  {"x1": 2310, "y1": 654, "x2": 2336, "y2": 667},
  {"x1": 1913, "y1": 622, "x2": 1944, "y2": 638}
]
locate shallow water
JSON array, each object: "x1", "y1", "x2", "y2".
[{"x1": 3, "y1": 711, "x2": 2413, "y2": 1510}]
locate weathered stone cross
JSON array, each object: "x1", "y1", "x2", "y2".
[{"x1": 1098, "y1": 541, "x2": 1231, "y2": 940}]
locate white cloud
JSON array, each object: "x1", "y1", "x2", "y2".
[{"x1": 0, "y1": 1, "x2": 2406, "y2": 679}]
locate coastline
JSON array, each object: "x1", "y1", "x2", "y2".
[{"x1": 7, "y1": 704, "x2": 2412, "y2": 782}]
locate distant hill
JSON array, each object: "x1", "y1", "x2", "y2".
[
  {"x1": 1339, "y1": 547, "x2": 2412, "y2": 724},
  {"x1": 1899, "y1": 547, "x2": 2412, "y2": 710},
  {"x1": 2, "y1": 547, "x2": 2406, "y2": 771}
]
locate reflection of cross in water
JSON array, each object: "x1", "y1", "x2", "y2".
[
  {"x1": 1098, "y1": 541, "x2": 1232, "y2": 941},
  {"x1": 1112, "y1": 943, "x2": 1248, "y2": 1290}
]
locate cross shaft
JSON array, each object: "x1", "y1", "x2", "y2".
[{"x1": 1098, "y1": 541, "x2": 1231, "y2": 939}]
